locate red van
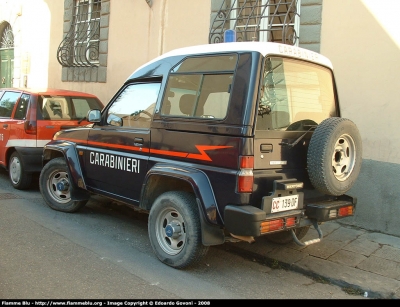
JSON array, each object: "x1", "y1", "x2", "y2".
[{"x1": 0, "y1": 88, "x2": 104, "y2": 189}]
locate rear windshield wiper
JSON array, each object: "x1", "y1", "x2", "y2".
[{"x1": 280, "y1": 125, "x2": 317, "y2": 148}]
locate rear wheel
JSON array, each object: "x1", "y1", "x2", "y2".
[
  {"x1": 148, "y1": 191, "x2": 209, "y2": 269},
  {"x1": 39, "y1": 157, "x2": 87, "y2": 212},
  {"x1": 264, "y1": 226, "x2": 310, "y2": 244},
  {"x1": 9, "y1": 151, "x2": 32, "y2": 190}
]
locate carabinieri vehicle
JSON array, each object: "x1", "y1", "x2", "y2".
[{"x1": 39, "y1": 42, "x2": 362, "y2": 269}]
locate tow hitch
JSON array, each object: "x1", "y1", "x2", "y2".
[{"x1": 291, "y1": 219, "x2": 323, "y2": 246}]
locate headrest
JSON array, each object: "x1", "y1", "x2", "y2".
[
  {"x1": 179, "y1": 94, "x2": 196, "y2": 115},
  {"x1": 49, "y1": 101, "x2": 61, "y2": 110}
]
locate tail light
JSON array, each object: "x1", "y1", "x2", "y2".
[
  {"x1": 260, "y1": 217, "x2": 297, "y2": 234},
  {"x1": 329, "y1": 205, "x2": 353, "y2": 218},
  {"x1": 24, "y1": 99, "x2": 37, "y2": 135},
  {"x1": 285, "y1": 216, "x2": 297, "y2": 227},
  {"x1": 24, "y1": 121, "x2": 37, "y2": 135},
  {"x1": 260, "y1": 219, "x2": 284, "y2": 233},
  {"x1": 237, "y1": 156, "x2": 254, "y2": 193}
]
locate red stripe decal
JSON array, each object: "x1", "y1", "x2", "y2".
[
  {"x1": 57, "y1": 138, "x2": 232, "y2": 161},
  {"x1": 187, "y1": 145, "x2": 232, "y2": 161}
]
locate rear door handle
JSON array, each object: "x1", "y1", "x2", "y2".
[
  {"x1": 260, "y1": 144, "x2": 273, "y2": 153},
  {"x1": 2, "y1": 124, "x2": 8, "y2": 129},
  {"x1": 134, "y1": 137, "x2": 144, "y2": 146}
]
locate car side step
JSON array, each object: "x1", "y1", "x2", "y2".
[{"x1": 291, "y1": 220, "x2": 323, "y2": 246}]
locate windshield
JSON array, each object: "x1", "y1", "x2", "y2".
[{"x1": 256, "y1": 57, "x2": 336, "y2": 131}]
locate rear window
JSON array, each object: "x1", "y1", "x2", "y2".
[
  {"x1": 161, "y1": 54, "x2": 237, "y2": 120},
  {"x1": 39, "y1": 96, "x2": 102, "y2": 120},
  {"x1": 256, "y1": 57, "x2": 336, "y2": 131}
]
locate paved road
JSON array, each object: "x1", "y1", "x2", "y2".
[{"x1": 0, "y1": 169, "x2": 365, "y2": 300}]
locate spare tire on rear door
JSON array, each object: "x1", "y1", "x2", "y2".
[{"x1": 307, "y1": 117, "x2": 362, "y2": 196}]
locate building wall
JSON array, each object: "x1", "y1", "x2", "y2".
[
  {"x1": 51, "y1": 0, "x2": 210, "y2": 105},
  {"x1": 0, "y1": 0, "x2": 51, "y2": 89},
  {"x1": 0, "y1": 0, "x2": 210, "y2": 104},
  {"x1": 320, "y1": 0, "x2": 400, "y2": 236},
  {"x1": 299, "y1": 0, "x2": 322, "y2": 52}
]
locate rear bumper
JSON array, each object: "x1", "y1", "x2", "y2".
[
  {"x1": 15, "y1": 147, "x2": 43, "y2": 172},
  {"x1": 224, "y1": 194, "x2": 356, "y2": 237}
]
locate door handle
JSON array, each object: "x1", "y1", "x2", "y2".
[
  {"x1": 3, "y1": 124, "x2": 8, "y2": 129},
  {"x1": 134, "y1": 137, "x2": 144, "y2": 146},
  {"x1": 260, "y1": 144, "x2": 273, "y2": 153},
  {"x1": 1, "y1": 77, "x2": 5, "y2": 84}
]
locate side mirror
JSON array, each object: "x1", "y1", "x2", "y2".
[
  {"x1": 107, "y1": 113, "x2": 123, "y2": 127},
  {"x1": 87, "y1": 109, "x2": 101, "y2": 122}
]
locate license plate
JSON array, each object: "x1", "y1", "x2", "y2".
[{"x1": 271, "y1": 195, "x2": 299, "y2": 213}]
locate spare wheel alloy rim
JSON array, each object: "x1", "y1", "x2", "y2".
[{"x1": 332, "y1": 133, "x2": 356, "y2": 181}]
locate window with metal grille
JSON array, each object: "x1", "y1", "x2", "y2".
[
  {"x1": 57, "y1": 0, "x2": 101, "y2": 67},
  {"x1": 210, "y1": 0, "x2": 300, "y2": 46}
]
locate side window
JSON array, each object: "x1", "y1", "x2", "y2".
[
  {"x1": 41, "y1": 97, "x2": 71, "y2": 120},
  {"x1": 163, "y1": 75, "x2": 233, "y2": 119},
  {"x1": 14, "y1": 94, "x2": 30, "y2": 120},
  {"x1": 161, "y1": 54, "x2": 237, "y2": 120},
  {"x1": 71, "y1": 98, "x2": 101, "y2": 119},
  {"x1": 0, "y1": 91, "x2": 20, "y2": 117},
  {"x1": 107, "y1": 82, "x2": 161, "y2": 129}
]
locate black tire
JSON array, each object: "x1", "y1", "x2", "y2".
[
  {"x1": 148, "y1": 191, "x2": 209, "y2": 269},
  {"x1": 39, "y1": 157, "x2": 88, "y2": 213},
  {"x1": 9, "y1": 151, "x2": 32, "y2": 190},
  {"x1": 307, "y1": 117, "x2": 362, "y2": 196},
  {"x1": 264, "y1": 226, "x2": 310, "y2": 244}
]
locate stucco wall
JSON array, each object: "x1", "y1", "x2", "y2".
[
  {"x1": 320, "y1": 0, "x2": 400, "y2": 236},
  {"x1": 1, "y1": 0, "x2": 210, "y2": 105},
  {"x1": 49, "y1": 0, "x2": 210, "y2": 105},
  {"x1": 299, "y1": 0, "x2": 322, "y2": 52},
  {"x1": 0, "y1": 0, "x2": 51, "y2": 89}
]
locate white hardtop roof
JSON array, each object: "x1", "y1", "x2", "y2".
[{"x1": 132, "y1": 42, "x2": 333, "y2": 76}]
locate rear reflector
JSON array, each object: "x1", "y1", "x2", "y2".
[
  {"x1": 260, "y1": 217, "x2": 298, "y2": 234},
  {"x1": 338, "y1": 206, "x2": 353, "y2": 217},
  {"x1": 286, "y1": 217, "x2": 296, "y2": 227},
  {"x1": 237, "y1": 171, "x2": 253, "y2": 192},
  {"x1": 260, "y1": 219, "x2": 284, "y2": 233},
  {"x1": 329, "y1": 206, "x2": 353, "y2": 218}
]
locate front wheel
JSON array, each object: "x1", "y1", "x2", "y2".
[
  {"x1": 148, "y1": 191, "x2": 209, "y2": 269},
  {"x1": 39, "y1": 157, "x2": 88, "y2": 213},
  {"x1": 9, "y1": 151, "x2": 32, "y2": 190}
]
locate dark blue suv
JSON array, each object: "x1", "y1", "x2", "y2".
[{"x1": 39, "y1": 42, "x2": 362, "y2": 269}]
